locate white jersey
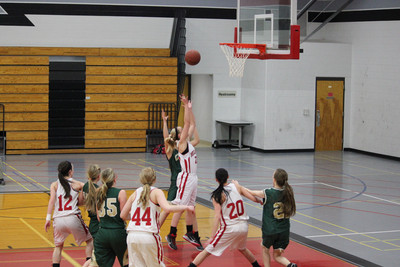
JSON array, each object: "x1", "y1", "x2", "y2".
[
  {"x1": 127, "y1": 186, "x2": 161, "y2": 234},
  {"x1": 179, "y1": 141, "x2": 197, "y2": 174},
  {"x1": 53, "y1": 179, "x2": 80, "y2": 218},
  {"x1": 220, "y1": 183, "x2": 249, "y2": 226}
]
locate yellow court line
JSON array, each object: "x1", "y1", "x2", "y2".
[
  {"x1": 227, "y1": 157, "x2": 303, "y2": 178},
  {"x1": 138, "y1": 159, "x2": 170, "y2": 171},
  {"x1": 5, "y1": 163, "x2": 49, "y2": 191},
  {"x1": 348, "y1": 162, "x2": 400, "y2": 176},
  {"x1": 19, "y1": 218, "x2": 81, "y2": 267},
  {"x1": 2, "y1": 172, "x2": 30, "y2": 191},
  {"x1": 291, "y1": 216, "x2": 382, "y2": 251},
  {"x1": 123, "y1": 159, "x2": 170, "y2": 177}
]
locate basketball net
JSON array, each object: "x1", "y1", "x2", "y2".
[{"x1": 220, "y1": 44, "x2": 253, "y2": 77}]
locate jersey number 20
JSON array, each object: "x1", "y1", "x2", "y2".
[{"x1": 227, "y1": 200, "x2": 244, "y2": 219}]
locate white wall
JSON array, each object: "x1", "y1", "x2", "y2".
[
  {"x1": 0, "y1": 15, "x2": 173, "y2": 48},
  {"x1": 185, "y1": 18, "x2": 241, "y2": 142},
  {"x1": 242, "y1": 42, "x2": 352, "y2": 150},
  {"x1": 307, "y1": 21, "x2": 400, "y2": 157},
  {"x1": 191, "y1": 75, "x2": 213, "y2": 142}
]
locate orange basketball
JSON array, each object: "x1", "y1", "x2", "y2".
[{"x1": 185, "y1": 49, "x2": 201, "y2": 65}]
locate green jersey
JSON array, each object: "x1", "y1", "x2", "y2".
[
  {"x1": 83, "y1": 182, "x2": 99, "y2": 236},
  {"x1": 167, "y1": 149, "x2": 181, "y2": 201},
  {"x1": 262, "y1": 187, "x2": 290, "y2": 235},
  {"x1": 98, "y1": 187, "x2": 126, "y2": 229}
]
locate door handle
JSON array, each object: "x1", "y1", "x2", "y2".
[{"x1": 316, "y1": 110, "x2": 320, "y2": 127}]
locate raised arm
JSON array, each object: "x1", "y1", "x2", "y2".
[
  {"x1": 187, "y1": 101, "x2": 196, "y2": 142},
  {"x1": 178, "y1": 95, "x2": 190, "y2": 153},
  {"x1": 190, "y1": 127, "x2": 200, "y2": 147},
  {"x1": 162, "y1": 109, "x2": 169, "y2": 140}
]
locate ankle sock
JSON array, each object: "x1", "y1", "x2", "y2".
[
  {"x1": 252, "y1": 260, "x2": 261, "y2": 267},
  {"x1": 170, "y1": 226, "x2": 177, "y2": 236}
]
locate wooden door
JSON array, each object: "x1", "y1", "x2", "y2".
[{"x1": 315, "y1": 79, "x2": 344, "y2": 151}]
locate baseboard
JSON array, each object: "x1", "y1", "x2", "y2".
[
  {"x1": 249, "y1": 147, "x2": 315, "y2": 153},
  {"x1": 344, "y1": 148, "x2": 400, "y2": 161}
]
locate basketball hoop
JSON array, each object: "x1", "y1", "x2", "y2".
[{"x1": 219, "y1": 43, "x2": 266, "y2": 77}]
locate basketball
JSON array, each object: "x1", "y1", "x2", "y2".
[{"x1": 185, "y1": 49, "x2": 201, "y2": 65}]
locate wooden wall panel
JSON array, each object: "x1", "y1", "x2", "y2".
[
  {"x1": 86, "y1": 84, "x2": 176, "y2": 94},
  {"x1": 85, "y1": 112, "x2": 147, "y2": 121},
  {"x1": 85, "y1": 139, "x2": 145, "y2": 148},
  {"x1": 86, "y1": 57, "x2": 177, "y2": 66},
  {"x1": 5, "y1": 113, "x2": 48, "y2": 122},
  {"x1": 0, "y1": 94, "x2": 48, "y2": 103},
  {"x1": 0, "y1": 85, "x2": 48, "y2": 94},
  {"x1": 6, "y1": 131, "x2": 48, "y2": 141},
  {"x1": 86, "y1": 94, "x2": 176, "y2": 103},
  {"x1": 86, "y1": 75, "x2": 176, "y2": 85},
  {"x1": 85, "y1": 121, "x2": 147, "y2": 130},
  {"x1": 0, "y1": 46, "x2": 177, "y2": 154},
  {"x1": 86, "y1": 66, "x2": 176, "y2": 75},
  {"x1": 85, "y1": 103, "x2": 149, "y2": 112},
  {"x1": 0, "y1": 66, "x2": 49, "y2": 75},
  {"x1": 0, "y1": 56, "x2": 49, "y2": 65},
  {"x1": 7, "y1": 141, "x2": 48, "y2": 149},
  {"x1": 85, "y1": 130, "x2": 145, "y2": 139}
]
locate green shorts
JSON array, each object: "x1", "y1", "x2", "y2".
[
  {"x1": 262, "y1": 229, "x2": 290, "y2": 250},
  {"x1": 94, "y1": 228, "x2": 127, "y2": 267},
  {"x1": 167, "y1": 178, "x2": 178, "y2": 201}
]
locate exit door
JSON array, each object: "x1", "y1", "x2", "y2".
[{"x1": 315, "y1": 79, "x2": 344, "y2": 151}]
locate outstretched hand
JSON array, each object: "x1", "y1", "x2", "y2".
[
  {"x1": 180, "y1": 94, "x2": 189, "y2": 106},
  {"x1": 162, "y1": 108, "x2": 168, "y2": 121}
]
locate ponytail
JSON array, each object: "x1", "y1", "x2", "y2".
[
  {"x1": 84, "y1": 164, "x2": 101, "y2": 213},
  {"x1": 138, "y1": 167, "x2": 156, "y2": 208},
  {"x1": 57, "y1": 161, "x2": 73, "y2": 199},
  {"x1": 96, "y1": 168, "x2": 115, "y2": 210},
  {"x1": 211, "y1": 168, "x2": 229, "y2": 205},
  {"x1": 274, "y1": 168, "x2": 296, "y2": 217}
]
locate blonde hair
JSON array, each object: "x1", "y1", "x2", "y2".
[
  {"x1": 96, "y1": 168, "x2": 115, "y2": 210},
  {"x1": 164, "y1": 128, "x2": 178, "y2": 154},
  {"x1": 138, "y1": 167, "x2": 156, "y2": 208},
  {"x1": 84, "y1": 164, "x2": 101, "y2": 213}
]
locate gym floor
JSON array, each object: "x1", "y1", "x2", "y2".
[{"x1": 0, "y1": 147, "x2": 399, "y2": 266}]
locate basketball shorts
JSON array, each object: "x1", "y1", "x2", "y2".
[
  {"x1": 127, "y1": 231, "x2": 165, "y2": 267},
  {"x1": 53, "y1": 214, "x2": 92, "y2": 247},
  {"x1": 262, "y1": 229, "x2": 290, "y2": 250},
  {"x1": 94, "y1": 228, "x2": 128, "y2": 267},
  {"x1": 172, "y1": 172, "x2": 198, "y2": 206},
  {"x1": 206, "y1": 221, "x2": 249, "y2": 256}
]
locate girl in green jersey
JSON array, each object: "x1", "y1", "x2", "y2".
[{"x1": 234, "y1": 168, "x2": 297, "y2": 267}]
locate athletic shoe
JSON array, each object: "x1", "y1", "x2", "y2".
[
  {"x1": 195, "y1": 237, "x2": 204, "y2": 251},
  {"x1": 287, "y1": 263, "x2": 297, "y2": 267},
  {"x1": 166, "y1": 234, "x2": 177, "y2": 250},
  {"x1": 183, "y1": 232, "x2": 203, "y2": 250}
]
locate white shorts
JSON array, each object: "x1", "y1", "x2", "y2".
[
  {"x1": 53, "y1": 214, "x2": 92, "y2": 247},
  {"x1": 206, "y1": 222, "x2": 249, "y2": 256},
  {"x1": 127, "y1": 231, "x2": 165, "y2": 267},
  {"x1": 172, "y1": 172, "x2": 198, "y2": 206}
]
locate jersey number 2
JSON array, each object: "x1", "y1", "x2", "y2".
[
  {"x1": 58, "y1": 195, "x2": 72, "y2": 211},
  {"x1": 131, "y1": 207, "x2": 151, "y2": 226},
  {"x1": 227, "y1": 200, "x2": 244, "y2": 219}
]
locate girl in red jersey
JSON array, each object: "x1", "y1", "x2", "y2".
[
  {"x1": 165, "y1": 95, "x2": 203, "y2": 251},
  {"x1": 45, "y1": 161, "x2": 93, "y2": 267},
  {"x1": 188, "y1": 168, "x2": 261, "y2": 267}
]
